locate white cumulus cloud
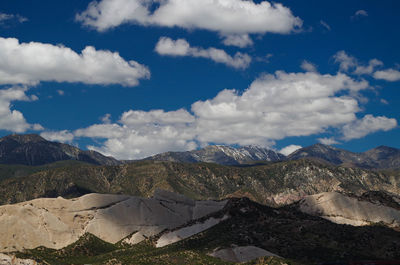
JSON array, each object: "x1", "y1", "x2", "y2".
[
  {"x1": 155, "y1": 37, "x2": 251, "y2": 69},
  {"x1": 101, "y1": 113, "x2": 112, "y2": 124},
  {"x1": 120, "y1": 109, "x2": 195, "y2": 125},
  {"x1": 318, "y1": 137, "x2": 339, "y2": 145},
  {"x1": 373, "y1": 68, "x2": 400, "y2": 82},
  {"x1": 76, "y1": 0, "x2": 302, "y2": 45},
  {"x1": 301, "y1": 60, "x2": 318, "y2": 72},
  {"x1": 69, "y1": 70, "x2": 396, "y2": 160},
  {"x1": 191, "y1": 71, "x2": 368, "y2": 146},
  {"x1": 40, "y1": 130, "x2": 75, "y2": 143},
  {"x1": 334, "y1": 51, "x2": 357, "y2": 72},
  {"x1": 353, "y1": 59, "x2": 383, "y2": 75},
  {"x1": 334, "y1": 50, "x2": 383, "y2": 75},
  {"x1": 0, "y1": 13, "x2": 28, "y2": 25},
  {"x1": 279, "y1": 145, "x2": 302, "y2": 156},
  {"x1": 342, "y1": 115, "x2": 398, "y2": 140},
  {"x1": 0, "y1": 37, "x2": 150, "y2": 86},
  {"x1": 75, "y1": 123, "x2": 127, "y2": 139},
  {"x1": 221, "y1": 34, "x2": 254, "y2": 48},
  {"x1": 75, "y1": 109, "x2": 197, "y2": 159},
  {"x1": 333, "y1": 51, "x2": 400, "y2": 82},
  {"x1": 0, "y1": 86, "x2": 42, "y2": 133}
]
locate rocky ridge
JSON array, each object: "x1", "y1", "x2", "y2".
[
  {"x1": 0, "y1": 159, "x2": 399, "y2": 207},
  {"x1": 145, "y1": 145, "x2": 285, "y2": 165},
  {"x1": 146, "y1": 143, "x2": 400, "y2": 169},
  {"x1": 0, "y1": 134, "x2": 120, "y2": 166},
  {"x1": 288, "y1": 144, "x2": 400, "y2": 169}
]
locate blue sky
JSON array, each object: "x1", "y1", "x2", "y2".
[{"x1": 0, "y1": 0, "x2": 399, "y2": 159}]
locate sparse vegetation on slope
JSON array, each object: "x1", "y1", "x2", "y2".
[
  {"x1": 0, "y1": 160, "x2": 92, "y2": 181},
  {"x1": 0, "y1": 159, "x2": 398, "y2": 206},
  {"x1": 16, "y1": 234, "x2": 293, "y2": 265}
]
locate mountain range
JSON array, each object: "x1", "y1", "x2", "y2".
[
  {"x1": 1, "y1": 134, "x2": 399, "y2": 170},
  {"x1": 146, "y1": 141, "x2": 400, "y2": 169}
]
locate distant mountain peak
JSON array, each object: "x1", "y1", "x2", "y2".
[
  {"x1": 0, "y1": 134, "x2": 46, "y2": 144},
  {"x1": 289, "y1": 143, "x2": 400, "y2": 169},
  {"x1": 0, "y1": 133, "x2": 120, "y2": 166},
  {"x1": 310, "y1": 143, "x2": 340, "y2": 150},
  {"x1": 370, "y1": 145, "x2": 398, "y2": 152},
  {"x1": 145, "y1": 144, "x2": 285, "y2": 165}
]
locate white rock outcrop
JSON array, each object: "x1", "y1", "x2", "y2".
[
  {"x1": 156, "y1": 215, "x2": 229, "y2": 248},
  {"x1": 0, "y1": 190, "x2": 227, "y2": 252},
  {"x1": 299, "y1": 192, "x2": 400, "y2": 227}
]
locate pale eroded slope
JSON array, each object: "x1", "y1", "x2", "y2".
[
  {"x1": 0, "y1": 190, "x2": 226, "y2": 252},
  {"x1": 299, "y1": 192, "x2": 400, "y2": 227}
]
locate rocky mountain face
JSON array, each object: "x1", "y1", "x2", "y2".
[
  {"x1": 7, "y1": 191, "x2": 400, "y2": 264},
  {"x1": 1, "y1": 134, "x2": 399, "y2": 170},
  {"x1": 0, "y1": 159, "x2": 399, "y2": 207},
  {"x1": 363, "y1": 145, "x2": 400, "y2": 169},
  {"x1": 288, "y1": 143, "x2": 400, "y2": 169},
  {"x1": 146, "y1": 143, "x2": 400, "y2": 169},
  {"x1": 145, "y1": 145, "x2": 285, "y2": 165},
  {"x1": 0, "y1": 134, "x2": 120, "y2": 166},
  {"x1": 288, "y1": 143, "x2": 361, "y2": 165}
]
